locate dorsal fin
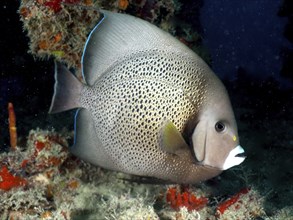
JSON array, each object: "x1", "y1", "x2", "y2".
[{"x1": 81, "y1": 10, "x2": 193, "y2": 86}]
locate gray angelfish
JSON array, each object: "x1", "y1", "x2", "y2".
[{"x1": 49, "y1": 10, "x2": 246, "y2": 184}]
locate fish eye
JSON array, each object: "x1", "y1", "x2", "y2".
[{"x1": 215, "y1": 121, "x2": 225, "y2": 133}]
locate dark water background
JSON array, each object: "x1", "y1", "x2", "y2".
[{"x1": 201, "y1": 0, "x2": 291, "y2": 85}]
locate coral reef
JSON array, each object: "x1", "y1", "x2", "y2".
[
  {"x1": 0, "y1": 166, "x2": 27, "y2": 191},
  {"x1": 19, "y1": 0, "x2": 208, "y2": 76},
  {"x1": 19, "y1": 0, "x2": 101, "y2": 72},
  {"x1": 0, "y1": 129, "x2": 71, "y2": 216},
  {"x1": 266, "y1": 206, "x2": 293, "y2": 220},
  {"x1": 0, "y1": 128, "x2": 276, "y2": 219},
  {"x1": 216, "y1": 188, "x2": 266, "y2": 219},
  {"x1": 0, "y1": 129, "x2": 162, "y2": 219},
  {"x1": 166, "y1": 186, "x2": 208, "y2": 211}
]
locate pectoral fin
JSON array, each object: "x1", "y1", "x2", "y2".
[{"x1": 160, "y1": 120, "x2": 189, "y2": 155}]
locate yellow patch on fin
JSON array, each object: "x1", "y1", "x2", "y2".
[
  {"x1": 160, "y1": 120, "x2": 189, "y2": 155},
  {"x1": 233, "y1": 135, "x2": 237, "y2": 142}
]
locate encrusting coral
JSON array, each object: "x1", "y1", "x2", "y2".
[
  {"x1": 0, "y1": 127, "x2": 272, "y2": 219},
  {"x1": 215, "y1": 188, "x2": 266, "y2": 219},
  {"x1": 166, "y1": 186, "x2": 208, "y2": 212},
  {"x1": 0, "y1": 166, "x2": 27, "y2": 191},
  {"x1": 18, "y1": 0, "x2": 206, "y2": 77},
  {"x1": 19, "y1": 0, "x2": 101, "y2": 74}
]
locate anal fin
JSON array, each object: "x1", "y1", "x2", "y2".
[{"x1": 70, "y1": 109, "x2": 112, "y2": 168}]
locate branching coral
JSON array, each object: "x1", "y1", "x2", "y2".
[{"x1": 8, "y1": 103, "x2": 17, "y2": 151}]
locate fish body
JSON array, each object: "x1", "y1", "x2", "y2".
[{"x1": 49, "y1": 10, "x2": 245, "y2": 184}]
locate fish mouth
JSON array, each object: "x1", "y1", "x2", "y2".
[
  {"x1": 222, "y1": 145, "x2": 246, "y2": 170},
  {"x1": 235, "y1": 152, "x2": 246, "y2": 158}
]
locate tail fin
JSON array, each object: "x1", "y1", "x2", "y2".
[{"x1": 49, "y1": 62, "x2": 84, "y2": 114}]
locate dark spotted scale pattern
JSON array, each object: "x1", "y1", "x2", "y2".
[{"x1": 80, "y1": 49, "x2": 209, "y2": 178}]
